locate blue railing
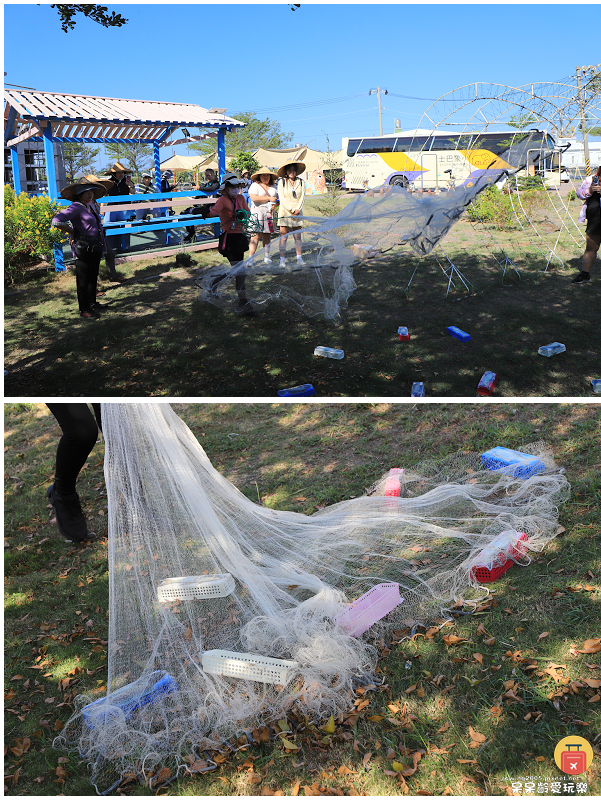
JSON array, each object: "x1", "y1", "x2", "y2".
[{"x1": 52, "y1": 189, "x2": 221, "y2": 270}]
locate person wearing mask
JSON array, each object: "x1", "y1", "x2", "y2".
[
  {"x1": 210, "y1": 172, "x2": 255, "y2": 316},
  {"x1": 573, "y1": 165, "x2": 601, "y2": 283},
  {"x1": 104, "y1": 161, "x2": 134, "y2": 251},
  {"x1": 51, "y1": 177, "x2": 110, "y2": 319},
  {"x1": 276, "y1": 161, "x2": 306, "y2": 266},
  {"x1": 248, "y1": 167, "x2": 279, "y2": 264}
]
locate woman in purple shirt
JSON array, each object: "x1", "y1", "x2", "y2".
[{"x1": 52, "y1": 178, "x2": 109, "y2": 319}]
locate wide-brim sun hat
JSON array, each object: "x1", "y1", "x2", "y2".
[
  {"x1": 277, "y1": 161, "x2": 306, "y2": 178},
  {"x1": 84, "y1": 174, "x2": 114, "y2": 192},
  {"x1": 251, "y1": 166, "x2": 278, "y2": 182},
  {"x1": 104, "y1": 161, "x2": 133, "y2": 175},
  {"x1": 218, "y1": 172, "x2": 244, "y2": 193},
  {"x1": 60, "y1": 177, "x2": 107, "y2": 201},
  {"x1": 141, "y1": 172, "x2": 153, "y2": 179}
]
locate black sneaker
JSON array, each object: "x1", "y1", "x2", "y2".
[
  {"x1": 571, "y1": 271, "x2": 591, "y2": 284},
  {"x1": 46, "y1": 484, "x2": 95, "y2": 543}
]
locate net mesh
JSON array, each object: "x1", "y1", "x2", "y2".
[
  {"x1": 54, "y1": 404, "x2": 570, "y2": 793},
  {"x1": 198, "y1": 132, "x2": 552, "y2": 322}
]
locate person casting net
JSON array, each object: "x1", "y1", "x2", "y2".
[{"x1": 55, "y1": 404, "x2": 570, "y2": 794}]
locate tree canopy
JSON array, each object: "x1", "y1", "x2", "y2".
[
  {"x1": 190, "y1": 112, "x2": 293, "y2": 157},
  {"x1": 62, "y1": 143, "x2": 100, "y2": 183},
  {"x1": 48, "y1": 4, "x2": 128, "y2": 32},
  {"x1": 103, "y1": 143, "x2": 153, "y2": 182}
]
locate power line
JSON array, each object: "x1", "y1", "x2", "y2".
[{"x1": 250, "y1": 92, "x2": 369, "y2": 114}]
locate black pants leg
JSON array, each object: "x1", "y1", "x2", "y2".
[
  {"x1": 46, "y1": 404, "x2": 102, "y2": 496},
  {"x1": 75, "y1": 251, "x2": 102, "y2": 313}
]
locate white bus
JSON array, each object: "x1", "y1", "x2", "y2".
[{"x1": 341, "y1": 129, "x2": 562, "y2": 191}]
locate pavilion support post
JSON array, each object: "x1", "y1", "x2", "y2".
[
  {"x1": 10, "y1": 147, "x2": 21, "y2": 194},
  {"x1": 42, "y1": 123, "x2": 65, "y2": 272},
  {"x1": 217, "y1": 128, "x2": 226, "y2": 181},
  {"x1": 153, "y1": 141, "x2": 161, "y2": 190}
]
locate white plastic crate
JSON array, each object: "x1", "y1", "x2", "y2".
[
  {"x1": 157, "y1": 573, "x2": 235, "y2": 602},
  {"x1": 202, "y1": 649, "x2": 299, "y2": 684}
]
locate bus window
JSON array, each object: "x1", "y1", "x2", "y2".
[
  {"x1": 356, "y1": 137, "x2": 396, "y2": 154},
  {"x1": 431, "y1": 135, "x2": 459, "y2": 151},
  {"x1": 346, "y1": 139, "x2": 362, "y2": 157},
  {"x1": 393, "y1": 136, "x2": 431, "y2": 152}
]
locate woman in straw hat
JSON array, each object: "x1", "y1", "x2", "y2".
[
  {"x1": 51, "y1": 178, "x2": 110, "y2": 319},
  {"x1": 104, "y1": 161, "x2": 135, "y2": 252},
  {"x1": 83, "y1": 175, "x2": 126, "y2": 283},
  {"x1": 276, "y1": 161, "x2": 306, "y2": 267},
  {"x1": 248, "y1": 167, "x2": 279, "y2": 263}
]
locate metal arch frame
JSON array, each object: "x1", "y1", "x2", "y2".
[{"x1": 412, "y1": 79, "x2": 601, "y2": 276}]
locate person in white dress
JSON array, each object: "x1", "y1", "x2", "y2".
[{"x1": 248, "y1": 167, "x2": 279, "y2": 263}]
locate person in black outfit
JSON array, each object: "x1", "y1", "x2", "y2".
[
  {"x1": 573, "y1": 166, "x2": 601, "y2": 283},
  {"x1": 46, "y1": 404, "x2": 102, "y2": 543},
  {"x1": 51, "y1": 178, "x2": 109, "y2": 319},
  {"x1": 183, "y1": 168, "x2": 220, "y2": 243},
  {"x1": 82, "y1": 174, "x2": 126, "y2": 283},
  {"x1": 104, "y1": 161, "x2": 135, "y2": 251}
]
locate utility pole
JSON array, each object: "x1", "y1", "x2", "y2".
[
  {"x1": 576, "y1": 66, "x2": 591, "y2": 176},
  {"x1": 369, "y1": 87, "x2": 388, "y2": 136}
]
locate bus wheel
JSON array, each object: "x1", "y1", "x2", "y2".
[{"x1": 390, "y1": 175, "x2": 408, "y2": 188}]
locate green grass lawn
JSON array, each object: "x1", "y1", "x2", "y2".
[
  {"x1": 4, "y1": 196, "x2": 599, "y2": 398},
  {"x1": 4, "y1": 402, "x2": 600, "y2": 796}
]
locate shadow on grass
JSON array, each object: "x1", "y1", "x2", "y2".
[{"x1": 4, "y1": 240, "x2": 599, "y2": 397}]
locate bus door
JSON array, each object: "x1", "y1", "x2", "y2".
[{"x1": 420, "y1": 153, "x2": 438, "y2": 189}]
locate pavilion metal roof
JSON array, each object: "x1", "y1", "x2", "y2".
[{"x1": 4, "y1": 89, "x2": 244, "y2": 146}]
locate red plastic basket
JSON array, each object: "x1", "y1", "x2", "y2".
[{"x1": 470, "y1": 533, "x2": 529, "y2": 583}]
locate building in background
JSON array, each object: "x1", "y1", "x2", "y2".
[
  {"x1": 558, "y1": 137, "x2": 601, "y2": 178},
  {"x1": 4, "y1": 140, "x2": 66, "y2": 194}
]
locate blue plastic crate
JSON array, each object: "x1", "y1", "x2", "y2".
[
  {"x1": 481, "y1": 446, "x2": 545, "y2": 479},
  {"x1": 82, "y1": 670, "x2": 178, "y2": 729},
  {"x1": 277, "y1": 384, "x2": 315, "y2": 397},
  {"x1": 446, "y1": 326, "x2": 471, "y2": 342}
]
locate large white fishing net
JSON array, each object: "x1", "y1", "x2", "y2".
[
  {"x1": 198, "y1": 77, "x2": 600, "y2": 322},
  {"x1": 55, "y1": 404, "x2": 570, "y2": 794}
]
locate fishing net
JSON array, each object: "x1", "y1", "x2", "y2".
[
  {"x1": 198, "y1": 76, "x2": 601, "y2": 322},
  {"x1": 55, "y1": 404, "x2": 570, "y2": 793},
  {"x1": 197, "y1": 131, "x2": 551, "y2": 322}
]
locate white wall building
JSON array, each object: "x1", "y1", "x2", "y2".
[
  {"x1": 4, "y1": 140, "x2": 66, "y2": 194},
  {"x1": 558, "y1": 137, "x2": 601, "y2": 173}
]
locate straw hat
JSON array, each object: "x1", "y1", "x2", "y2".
[
  {"x1": 251, "y1": 166, "x2": 278, "y2": 182},
  {"x1": 105, "y1": 161, "x2": 133, "y2": 175},
  {"x1": 277, "y1": 161, "x2": 306, "y2": 178},
  {"x1": 60, "y1": 176, "x2": 107, "y2": 201},
  {"x1": 84, "y1": 174, "x2": 113, "y2": 192}
]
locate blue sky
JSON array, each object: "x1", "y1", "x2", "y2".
[{"x1": 4, "y1": 2, "x2": 600, "y2": 167}]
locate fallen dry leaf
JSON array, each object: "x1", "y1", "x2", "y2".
[
  {"x1": 437, "y1": 722, "x2": 451, "y2": 733},
  {"x1": 468, "y1": 727, "x2": 486, "y2": 743},
  {"x1": 442, "y1": 635, "x2": 468, "y2": 646},
  {"x1": 473, "y1": 653, "x2": 484, "y2": 665},
  {"x1": 537, "y1": 632, "x2": 550, "y2": 641},
  {"x1": 579, "y1": 639, "x2": 601, "y2": 654}
]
